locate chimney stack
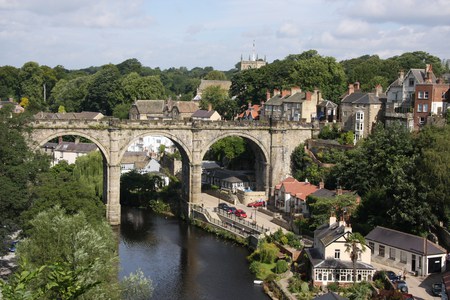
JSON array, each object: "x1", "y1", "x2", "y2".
[
  {"x1": 354, "y1": 82, "x2": 360, "y2": 91},
  {"x1": 291, "y1": 86, "x2": 301, "y2": 95},
  {"x1": 348, "y1": 83, "x2": 354, "y2": 95},
  {"x1": 305, "y1": 91, "x2": 312, "y2": 101},
  {"x1": 399, "y1": 70, "x2": 405, "y2": 82},
  {"x1": 281, "y1": 89, "x2": 291, "y2": 98},
  {"x1": 266, "y1": 89, "x2": 271, "y2": 100},
  {"x1": 375, "y1": 84, "x2": 383, "y2": 97},
  {"x1": 273, "y1": 89, "x2": 280, "y2": 96},
  {"x1": 208, "y1": 103, "x2": 212, "y2": 111}
]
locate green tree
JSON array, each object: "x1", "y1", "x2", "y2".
[
  {"x1": 112, "y1": 102, "x2": 132, "y2": 119},
  {"x1": 204, "y1": 70, "x2": 227, "y2": 80},
  {"x1": 0, "y1": 108, "x2": 49, "y2": 255},
  {"x1": 50, "y1": 75, "x2": 91, "y2": 112},
  {"x1": 344, "y1": 232, "x2": 367, "y2": 283},
  {"x1": 0, "y1": 65, "x2": 20, "y2": 100},
  {"x1": 120, "y1": 72, "x2": 165, "y2": 101},
  {"x1": 16, "y1": 206, "x2": 120, "y2": 300},
  {"x1": 18, "y1": 62, "x2": 45, "y2": 111},
  {"x1": 81, "y1": 64, "x2": 123, "y2": 115},
  {"x1": 204, "y1": 137, "x2": 246, "y2": 168},
  {"x1": 116, "y1": 58, "x2": 143, "y2": 75}
]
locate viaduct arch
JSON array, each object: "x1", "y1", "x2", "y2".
[{"x1": 28, "y1": 118, "x2": 318, "y2": 225}]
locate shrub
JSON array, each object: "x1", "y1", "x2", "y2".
[
  {"x1": 274, "y1": 260, "x2": 289, "y2": 274},
  {"x1": 280, "y1": 236, "x2": 288, "y2": 245},
  {"x1": 327, "y1": 282, "x2": 339, "y2": 292},
  {"x1": 259, "y1": 242, "x2": 279, "y2": 264}
]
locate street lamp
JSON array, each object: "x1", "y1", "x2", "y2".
[{"x1": 253, "y1": 206, "x2": 257, "y2": 225}]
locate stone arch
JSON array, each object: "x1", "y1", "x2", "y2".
[
  {"x1": 31, "y1": 129, "x2": 110, "y2": 165},
  {"x1": 201, "y1": 131, "x2": 269, "y2": 164},
  {"x1": 201, "y1": 131, "x2": 270, "y2": 193},
  {"x1": 117, "y1": 130, "x2": 192, "y2": 164}
]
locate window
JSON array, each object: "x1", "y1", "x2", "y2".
[
  {"x1": 417, "y1": 104, "x2": 422, "y2": 112},
  {"x1": 335, "y1": 249, "x2": 341, "y2": 259},
  {"x1": 400, "y1": 251, "x2": 407, "y2": 263},
  {"x1": 343, "y1": 111, "x2": 348, "y2": 117},
  {"x1": 369, "y1": 242, "x2": 374, "y2": 254},
  {"x1": 389, "y1": 248, "x2": 396, "y2": 260},
  {"x1": 355, "y1": 122, "x2": 363, "y2": 131},
  {"x1": 418, "y1": 91, "x2": 424, "y2": 99},
  {"x1": 424, "y1": 91, "x2": 429, "y2": 99},
  {"x1": 356, "y1": 111, "x2": 364, "y2": 120},
  {"x1": 409, "y1": 78, "x2": 414, "y2": 86},
  {"x1": 379, "y1": 245, "x2": 385, "y2": 257},
  {"x1": 423, "y1": 104, "x2": 428, "y2": 112}
]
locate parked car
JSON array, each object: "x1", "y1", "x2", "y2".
[
  {"x1": 431, "y1": 283, "x2": 442, "y2": 297},
  {"x1": 247, "y1": 200, "x2": 265, "y2": 207},
  {"x1": 218, "y1": 203, "x2": 230, "y2": 212},
  {"x1": 396, "y1": 280, "x2": 408, "y2": 294},
  {"x1": 227, "y1": 207, "x2": 237, "y2": 215},
  {"x1": 402, "y1": 293, "x2": 414, "y2": 300},
  {"x1": 386, "y1": 270, "x2": 401, "y2": 282},
  {"x1": 234, "y1": 209, "x2": 247, "y2": 218}
]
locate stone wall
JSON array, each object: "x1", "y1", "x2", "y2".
[{"x1": 236, "y1": 190, "x2": 266, "y2": 205}]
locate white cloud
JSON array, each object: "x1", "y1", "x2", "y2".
[{"x1": 276, "y1": 22, "x2": 301, "y2": 38}]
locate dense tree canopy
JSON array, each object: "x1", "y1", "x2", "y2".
[{"x1": 0, "y1": 108, "x2": 49, "y2": 254}]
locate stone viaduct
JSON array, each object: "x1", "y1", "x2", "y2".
[{"x1": 27, "y1": 118, "x2": 318, "y2": 225}]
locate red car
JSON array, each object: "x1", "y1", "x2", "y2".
[
  {"x1": 247, "y1": 200, "x2": 265, "y2": 207},
  {"x1": 234, "y1": 209, "x2": 247, "y2": 218}
]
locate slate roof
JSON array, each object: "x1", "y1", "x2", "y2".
[
  {"x1": 121, "y1": 151, "x2": 150, "y2": 168},
  {"x1": 314, "y1": 222, "x2": 348, "y2": 247},
  {"x1": 168, "y1": 101, "x2": 198, "y2": 113},
  {"x1": 210, "y1": 169, "x2": 251, "y2": 182},
  {"x1": 365, "y1": 226, "x2": 446, "y2": 256},
  {"x1": 317, "y1": 100, "x2": 338, "y2": 108},
  {"x1": 341, "y1": 92, "x2": 383, "y2": 105},
  {"x1": 313, "y1": 291, "x2": 348, "y2": 300},
  {"x1": 410, "y1": 68, "x2": 437, "y2": 84},
  {"x1": 284, "y1": 92, "x2": 307, "y2": 103},
  {"x1": 191, "y1": 109, "x2": 217, "y2": 118},
  {"x1": 54, "y1": 142, "x2": 98, "y2": 153},
  {"x1": 202, "y1": 161, "x2": 221, "y2": 170},
  {"x1": 265, "y1": 95, "x2": 284, "y2": 106},
  {"x1": 305, "y1": 248, "x2": 374, "y2": 270},
  {"x1": 134, "y1": 100, "x2": 165, "y2": 114}
]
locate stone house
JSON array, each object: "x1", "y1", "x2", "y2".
[
  {"x1": 191, "y1": 109, "x2": 221, "y2": 121},
  {"x1": 203, "y1": 169, "x2": 254, "y2": 193},
  {"x1": 304, "y1": 216, "x2": 375, "y2": 287},
  {"x1": 339, "y1": 83, "x2": 384, "y2": 143},
  {"x1": 264, "y1": 87, "x2": 324, "y2": 122},
  {"x1": 365, "y1": 226, "x2": 447, "y2": 276},
  {"x1": 120, "y1": 151, "x2": 150, "y2": 174},
  {"x1": 163, "y1": 100, "x2": 199, "y2": 120},
  {"x1": 0, "y1": 98, "x2": 24, "y2": 114},
  {"x1": 317, "y1": 100, "x2": 338, "y2": 123},
  {"x1": 129, "y1": 100, "x2": 166, "y2": 120}
]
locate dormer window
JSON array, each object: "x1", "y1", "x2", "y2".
[{"x1": 409, "y1": 78, "x2": 414, "y2": 86}]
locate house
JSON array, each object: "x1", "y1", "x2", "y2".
[
  {"x1": 44, "y1": 141, "x2": 98, "y2": 166},
  {"x1": 163, "y1": 100, "x2": 199, "y2": 120},
  {"x1": 127, "y1": 136, "x2": 175, "y2": 157},
  {"x1": 203, "y1": 169, "x2": 254, "y2": 193},
  {"x1": 413, "y1": 66, "x2": 450, "y2": 129},
  {"x1": 274, "y1": 177, "x2": 319, "y2": 214},
  {"x1": 306, "y1": 183, "x2": 360, "y2": 217},
  {"x1": 339, "y1": 83, "x2": 384, "y2": 143},
  {"x1": 304, "y1": 216, "x2": 375, "y2": 287},
  {"x1": 35, "y1": 111, "x2": 104, "y2": 120},
  {"x1": 237, "y1": 103, "x2": 261, "y2": 120},
  {"x1": 264, "y1": 87, "x2": 324, "y2": 122},
  {"x1": 120, "y1": 151, "x2": 150, "y2": 174},
  {"x1": 0, "y1": 98, "x2": 24, "y2": 114},
  {"x1": 129, "y1": 100, "x2": 166, "y2": 120},
  {"x1": 193, "y1": 79, "x2": 231, "y2": 101},
  {"x1": 191, "y1": 109, "x2": 221, "y2": 121},
  {"x1": 384, "y1": 65, "x2": 442, "y2": 131},
  {"x1": 317, "y1": 100, "x2": 338, "y2": 123},
  {"x1": 365, "y1": 226, "x2": 447, "y2": 276}
]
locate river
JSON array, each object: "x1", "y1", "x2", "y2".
[{"x1": 118, "y1": 207, "x2": 269, "y2": 300}]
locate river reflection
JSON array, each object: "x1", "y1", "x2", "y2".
[{"x1": 118, "y1": 207, "x2": 269, "y2": 300}]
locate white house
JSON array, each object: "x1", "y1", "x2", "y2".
[
  {"x1": 128, "y1": 135, "x2": 175, "y2": 155},
  {"x1": 43, "y1": 141, "x2": 98, "y2": 166},
  {"x1": 304, "y1": 216, "x2": 375, "y2": 287},
  {"x1": 274, "y1": 177, "x2": 319, "y2": 214},
  {"x1": 365, "y1": 226, "x2": 447, "y2": 276}
]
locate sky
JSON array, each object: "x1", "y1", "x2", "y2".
[{"x1": 1, "y1": 0, "x2": 449, "y2": 71}]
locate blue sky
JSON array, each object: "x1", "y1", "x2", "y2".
[{"x1": 1, "y1": 0, "x2": 449, "y2": 70}]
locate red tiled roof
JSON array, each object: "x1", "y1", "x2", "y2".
[{"x1": 276, "y1": 177, "x2": 319, "y2": 200}]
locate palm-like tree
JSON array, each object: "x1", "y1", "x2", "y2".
[{"x1": 344, "y1": 232, "x2": 367, "y2": 283}]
